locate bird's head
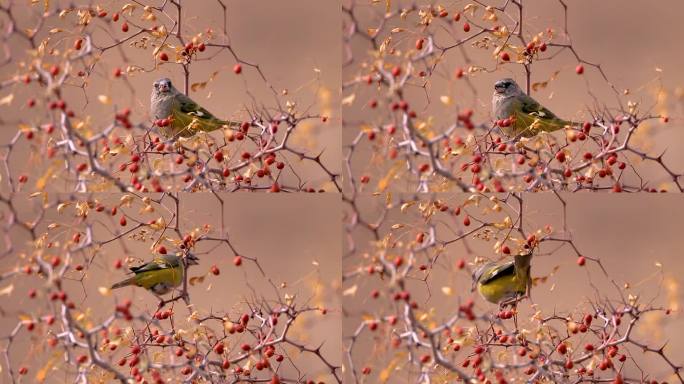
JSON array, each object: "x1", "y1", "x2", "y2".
[
  {"x1": 185, "y1": 254, "x2": 199, "y2": 266},
  {"x1": 494, "y1": 78, "x2": 521, "y2": 97},
  {"x1": 153, "y1": 78, "x2": 174, "y2": 95}
]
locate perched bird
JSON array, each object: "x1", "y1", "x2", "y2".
[
  {"x1": 473, "y1": 252, "x2": 532, "y2": 306},
  {"x1": 111, "y1": 254, "x2": 198, "y2": 295},
  {"x1": 492, "y1": 78, "x2": 575, "y2": 138},
  {"x1": 150, "y1": 78, "x2": 241, "y2": 139}
]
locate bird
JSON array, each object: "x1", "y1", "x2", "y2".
[
  {"x1": 150, "y1": 78, "x2": 241, "y2": 139},
  {"x1": 111, "y1": 254, "x2": 199, "y2": 295},
  {"x1": 473, "y1": 251, "x2": 532, "y2": 306},
  {"x1": 492, "y1": 78, "x2": 575, "y2": 138}
]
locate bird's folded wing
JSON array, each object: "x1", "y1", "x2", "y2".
[
  {"x1": 129, "y1": 257, "x2": 171, "y2": 273},
  {"x1": 175, "y1": 93, "x2": 220, "y2": 121},
  {"x1": 479, "y1": 261, "x2": 515, "y2": 285},
  {"x1": 519, "y1": 94, "x2": 559, "y2": 119}
]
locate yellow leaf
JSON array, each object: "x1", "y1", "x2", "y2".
[
  {"x1": 441, "y1": 286, "x2": 452, "y2": 296},
  {"x1": 98, "y1": 287, "x2": 111, "y2": 296},
  {"x1": 379, "y1": 353, "x2": 405, "y2": 382},
  {"x1": 35, "y1": 166, "x2": 56, "y2": 191},
  {"x1": 36, "y1": 351, "x2": 62, "y2": 383},
  {"x1": 98, "y1": 95, "x2": 111, "y2": 105}
]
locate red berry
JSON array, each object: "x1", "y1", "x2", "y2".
[
  {"x1": 557, "y1": 343, "x2": 567, "y2": 354},
  {"x1": 159, "y1": 52, "x2": 169, "y2": 61},
  {"x1": 500, "y1": 52, "x2": 510, "y2": 62},
  {"x1": 233, "y1": 63, "x2": 242, "y2": 74},
  {"x1": 575, "y1": 64, "x2": 584, "y2": 75},
  {"x1": 555, "y1": 151, "x2": 566, "y2": 163}
]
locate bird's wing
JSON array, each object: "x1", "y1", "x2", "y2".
[
  {"x1": 129, "y1": 257, "x2": 172, "y2": 273},
  {"x1": 478, "y1": 260, "x2": 515, "y2": 285},
  {"x1": 174, "y1": 93, "x2": 221, "y2": 121},
  {"x1": 519, "y1": 94, "x2": 559, "y2": 120}
]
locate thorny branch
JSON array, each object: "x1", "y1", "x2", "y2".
[
  {"x1": 342, "y1": 191, "x2": 681, "y2": 383},
  {"x1": 0, "y1": 0, "x2": 340, "y2": 194},
  {"x1": 342, "y1": 0, "x2": 683, "y2": 194},
  {"x1": 0, "y1": 192, "x2": 340, "y2": 383}
]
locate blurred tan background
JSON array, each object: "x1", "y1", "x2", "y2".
[
  {"x1": 343, "y1": 193, "x2": 684, "y2": 382},
  {"x1": 0, "y1": 0, "x2": 341, "y2": 191},
  {"x1": 344, "y1": 0, "x2": 684, "y2": 191},
  {"x1": 0, "y1": 193, "x2": 341, "y2": 382}
]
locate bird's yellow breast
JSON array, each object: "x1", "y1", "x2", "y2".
[
  {"x1": 477, "y1": 273, "x2": 527, "y2": 304},
  {"x1": 133, "y1": 265, "x2": 184, "y2": 290}
]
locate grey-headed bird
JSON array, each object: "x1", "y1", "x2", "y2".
[
  {"x1": 150, "y1": 78, "x2": 241, "y2": 139},
  {"x1": 492, "y1": 78, "x2": 575, "y2": 138}
]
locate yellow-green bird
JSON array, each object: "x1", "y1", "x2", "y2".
[
  {"x1": 111, "y1": 254, "x2": 198, "y2": 295},
  {"x1": 473, "y1": 252, "x2": 532, "y2": 306},
  {"x1": 492, "y1": 78, "x2": 576, "y2": 138},
  {"x1": 150, "y1": 78, "x2": 241, "y2": 139}
]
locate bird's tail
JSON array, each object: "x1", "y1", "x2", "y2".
[
  {"x1": 111, "y1": 277, "x2": 136, "y2": 290},
  {"x1": 210, "y1": 119, "x2": 242, "y2": 133}
]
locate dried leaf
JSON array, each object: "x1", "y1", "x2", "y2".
[
  {"x1": 57, "y1": 202, "x2": 71, "y2": 213},
  {"x1": 343, "y1": 284, "x2": 358, "y2": 296},
  {"x1": 0, "y1": 284, "x2": 14, "y2": 296},
  {"x1": 0, "y1": 93, "x2": 14, "y2": 106},
  {"x1": 341, "y1": 93, "x2": 356, "y2": 106},
  {"x1": 400, "y1": 201, "x2": 415, "y2": 213}
]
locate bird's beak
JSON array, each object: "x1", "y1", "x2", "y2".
[{"x1": 494, "y1": 84, "x2": 506, "y2": 94}]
